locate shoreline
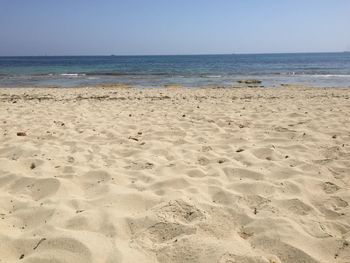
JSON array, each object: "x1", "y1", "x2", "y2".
[
  {"x1": 1, "y1": 80, "x2": 350, "y2": 89},
  {"x1": 1, "y1": 82, "x2": 350, "y2": 90}
]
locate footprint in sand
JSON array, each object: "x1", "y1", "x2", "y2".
[
  {"x1": 218, "y1": 253, "x2": 275, "y2": 263},
  {"x1": 275, "y1": 198, "x2": 314, "y2": 216},
  {"x1": 152, "y1": 199, "x2": 206, "y2": 224},
  {"x1": 144, "y1": 222, "x2": 196, "y2": 244},
  {"x1": 9, "y1": 177, "x2": 61, "y2": 200},
  {"x1": 322, "y1": 182, "x2": 341, "y2": 194}
]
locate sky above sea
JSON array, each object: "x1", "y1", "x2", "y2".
[{"x1": 0, "y1": 0, "x2": 350, "y2": 56}]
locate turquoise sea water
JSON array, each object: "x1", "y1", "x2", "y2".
[{"x1": 0, "y1": 53, "x2": 350, "y2": 87}]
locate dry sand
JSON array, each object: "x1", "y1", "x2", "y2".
[{"x1": 0, "y1": 85, "x2": 349, "y2": 263}]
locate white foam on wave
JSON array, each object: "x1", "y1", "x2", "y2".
[
  {"x1": 292, "y1": 74, "x2": 350, "y2": 78},
  {"x1": 60, "y1": 73, "x2": 86, "y2": 77},
  {"x1": 206, "y1": 75, "x2": 222, "y2": 78},
  {"x1": 280, "y1": 73, "x2": 350, "y2": 78},
  {"x1": 315, "y1": 74, "x2": 350, "y2": 78}
]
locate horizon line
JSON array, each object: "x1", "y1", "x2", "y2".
[{"x1": 0, "y1": 51, "x2": 349, "y2": 57}]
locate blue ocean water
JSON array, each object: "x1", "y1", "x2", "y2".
[{"x1": 0, "y1": 53, "x2": 350, "y2": 87}]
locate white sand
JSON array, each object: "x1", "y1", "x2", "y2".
[{"x1": 0, "y1": 86, "x2": 349, "y2": 263}]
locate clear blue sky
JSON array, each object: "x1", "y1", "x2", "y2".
[{"x1": 1, "y1": 0, "x2": 349, "y2": 56}]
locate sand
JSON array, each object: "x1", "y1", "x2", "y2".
[{"x1": 0, "y1": 85, "x2": 349, "y2": 263}]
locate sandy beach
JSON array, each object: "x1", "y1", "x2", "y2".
[{"x1": 0, "y1": 85, "x2": 349, "y2": 263}]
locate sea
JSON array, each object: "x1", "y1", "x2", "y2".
[{"x1": 0, "y1": 53, "x2": 350, "y2": 88}]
